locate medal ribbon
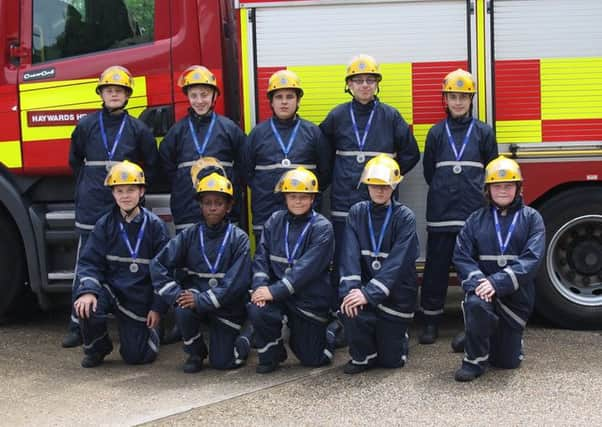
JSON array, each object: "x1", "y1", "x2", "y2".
[
  {"x1": 270, "y1": 118, "x2": 301, "y2": 161},
  {"x1": 99, "y1": 112, "x2": 128, "y2": 162},
  {"x1": 284, "y1": 211, "x2": 315, "y2": 265},
  {"x1": 492, "y1": 208, "x2": 519, "y2": 255},
  {"x1": 367, "y1": 203, "x2": 393, "y2": 258},
  {"x1": 444, "y1": 118, "x2": 475, "y2": 161},
  {"x1": 188, "y1": 113, "x2": 217, "y2": 157},
  {"x1": 349, "y1": 102, "x2": 377, "y2": 152},
  {"x1": 199, "y1": 223, "x2": 232, "y2": 274},
  {"x1": 118, "y1": 213, "x2": 148, "y2": 264}
]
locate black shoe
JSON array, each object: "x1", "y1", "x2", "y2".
[
  {"x1": 326, "y1": 319, "x2": 347, "y2": 349},
  {"x1": 81, "y1": 344, "x2": 113, "y2": 368},
  {"x1": 183, "y1": 355, "x2": 204, "y2": 373},
  {"x1": 62, "y1": 330, "x2": 83, "y2": 348},
  {"x1": 343, "y1": 361, "x2": 370, "y2": 375},
  {"x1": 454, "y1": 366, "x2": 481, "y2": 382},
  {"x1": 418, "y1": 324, "x2": 439, "y2": 345},
  {"x1": 162, "y1": 325, "x2": 182, "y2": 345},
  {"x1": 234, "y1": 335, "x2": 251, "y2": 361},
  {"x1": 451, "y1": 331, "x2": 466, "y2": 353},
  {"x1": 256, "y1": 362, "x2": 280, "y2": 374}
]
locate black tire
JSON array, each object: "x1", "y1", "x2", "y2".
[
  {"x1": 0, "y1": 209, "x2": 27, "y2": 317},
  {"x1": 535, "y1": 186, "x2": 602, "y2": 329}
]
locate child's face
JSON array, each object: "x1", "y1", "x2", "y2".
[
  {"x1": 285, "y1": 193, "x2": 315, "y2": 216},
  {"x1": 347, "y1": 74, "x2": 378, "y2": 104},
  {"x1": 200, "y1": 193, "x2": 232, "y2": 226},
  {"x1": 112, "y1": 184, "x2": 144, "y2": 212},
  {"x1": 445, "y1": 92, "x2": 472, "y2": 118},
  {"x1": 100, "y1": 85, "x2": 129, "y2": 110},
  {"x1": 270, "y1": 89, "x2": 299, "y2": 120},
  {"x1": 368, "y1": 184, "x2": 394, "y2": 205},
  {"x1": 187, "y1": 85, "x2": 215, "y2": 116},
  {"x1": 489, "y1": 182, "x2": 518, "y2": 208}
]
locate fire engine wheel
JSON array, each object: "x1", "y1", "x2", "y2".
[
  {"x1": 0, "y1": 209, "x2": 27, "y2": 317},
  {"x1": 536, "y1": 187, "x2": 602, "y2": 329}
]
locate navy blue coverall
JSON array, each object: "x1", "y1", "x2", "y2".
[
  {"x1": 151, "y1": 220, "x2": 252, "y2": 369},
  {"x1": 421, "y1": 115, "x2": 498, "y2": 323},
  {"x1": 75, "y1": 207, "x2": 169, "y2": 364},
  {"x1": 339, "y1": 200, "x2": 419, "y2": 369},
  {"x1": 159, "y1": 109, "x2": 246, "y2": 231},
  {"x1": 247, "y1": 210, "x2": 335, "y2": 367},
  {"x1": 453, "y1": 197, "x2": 545, "y2": 375}
]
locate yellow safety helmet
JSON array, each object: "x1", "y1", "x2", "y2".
[
  {"x1": 345, "y1": 54, "x2": 382, "y2": 82},
  {"x1": 196, "y1": 172, "x2": 234, "y2": 198},
  {"x1": 485, "y1": 155, "x2": 523, "y2": 184},
  {"x1": 190, "y1": 157, "x2": 226, "y2": 188},
  {"x1": 274, "y1": 167, "x2": 319, "y2": 193},
  {"x1": 267, "y1": 69, "x2": 304, "y2": 98},
  {"x1": 96, "y1": 65, "x2": 134, "y2": 95},
  {"x1": 442, "y1": 68, "x2": 476, "y2": 93},
  {"x1": 104, "y1": 160, "x2": 145, "y2": 187},
  {"x1": 360, "y1": 154, "x2": 402, "y2": 189},
  {"x1": 177, "y1": 65, "x2": 220, "y2": 95}
]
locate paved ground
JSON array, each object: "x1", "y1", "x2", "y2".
[{"x1": 1, "y1": 290, "x2": 601, "y2": 426}]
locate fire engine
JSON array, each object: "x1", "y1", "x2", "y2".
[{"x1": 1, "y1": 0, "x2": 601, "y2": 329}]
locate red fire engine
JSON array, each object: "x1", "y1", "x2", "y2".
[{"x1": 1, "y1": 0, "x2": 601, "y2": 329}]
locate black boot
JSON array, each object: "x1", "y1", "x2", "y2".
[
  {"x1": 162, "y1": 324, "x2": 182, "y2": 345},
  {"x1": 62, "y1": 329, "x2": 83, "y2": 348},
  {"x1": 256, "y1": 345, "x2": 287, "y2": 374},
  {"x1": 183, "y1": 355, "x2": 204, "y2": 373},
  {"x1": 454, "y1": 366, "x2": 482, "y2": 382},
  {"x1": 419, "y1": 323, "x2": 439, "y2": 345},
  {"x1": 343, "y1": 360, "x2": 370, "y2": 375},
  {"x1": 451, "y1": 331, "x2": 466, "y2": 353},
  {"x1": 81, "y1": 343, "x2": 113, "y2": 368}
]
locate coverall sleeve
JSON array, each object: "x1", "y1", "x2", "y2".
[
  {"x1": 251, "y1": 219, "x2": 273, "y2": 290},
  {"x1": 158, "y1": 126, "x2": 178, "y2": 185},
  {"x1": 315, "y1": 127, "x2": 333, "y2": 191},
  {"x1": 269, "y1": 220, "x2": 335, "y2": 302},
  {"x1": 150, "y1": 218, "x2": 172, "y2": 313},
  {"x1": 193, "y1": 232, "x2": 252, "y2": 313},
  {"x1": 393, "y1": 111, "x2": 420, "y2": 175},
  {"x1": 453, "y1": 217, "x2": 487, "y2": 293},
  {"x1": 361, "y1": 211, "x2": 419, "y2": 308},
  {"x1": 339, "y1": 213, "x2": 363, "y2": 301},
  {"x1": 481, "y1": 125, "x2": 499, "y2": 165},
  {"x1": 232, "y1": 124, "x2": 248, "y2": 187},
  {"x1": 138, "y1": 122, "x2": 160, "y2": 188},
  {"x1": 489, "y1": 210, "x2": 546, "y2": 297},
  {"x1": 69, "y1": 123, "x2": 86, "y2": 178},
  {"x1": 150, "y1": 232, "x2": 187, "y2": 307},
  {"x1": 76, "y1": 223, "x2": 109, "y2": 298},
  {"x1": 243, "y1": 131, "x2": 257, "y2": 185},
  {"x1": 422, "y1": 126, "x2": 437, "y2": 185},
  {"x1": 319, "y1": 112, "x2": 337, "y2": 172}
]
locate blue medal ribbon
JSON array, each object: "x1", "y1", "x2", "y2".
[
  {"x1": 444, "y1": 118, "x2": 475, "y2": 161},
  {"x1": 349, "y1": 102, "x2": 377, "y2": 153},
  {"x1": 199, "y1": 223, "x2": 232, "y2": 274},
  {"x1": 367, "y1": 203, "x2": 393, "y2": 259},
  {"x1": 99, "y1": 112, "x2": 128, "y2": 162},
  {"x1": 188, "y1": 113, "x2": 217, "y2": 157},
  {"x1": 270, "y1": 118, "x2": 301, "y2": 162},
  {"x1": 492, "y1": 208, "x2": 520, "y2": 255},
  {"x1": 284, "y1": 211, "x2": 315, "y2": 266},
  {"x1": 118, "y1": 213, "x2": 148, "y2": 264}
]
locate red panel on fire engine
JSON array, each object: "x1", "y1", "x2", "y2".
[
  {"x1": 495, "y1": 59, "x2": 541, "y2": 121},
  {"x1": 146, "y1": 73, "x2": 173, "y2": 107},
  {"x1": 542, "y1": 118, "x2": 602, "y2": 142},
  {"x1": 412, "y1": 60, "x2": 467, "y2": 125},
  {"x1": 257, "y1": 66, "x2": 284, "y2": 123},
  {"x1": 22, "y1": 139, "x2": 70, "y2": 174},
  {"x1": 0, "y1": 85, "x2": 20, "y2": 141}
]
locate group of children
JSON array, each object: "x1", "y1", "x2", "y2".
[{"x1": 64, "y1": 56, "x2": 545, "y2": 383}]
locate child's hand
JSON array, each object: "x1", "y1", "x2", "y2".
[
  {"x1": 251, "y1": 286, "x2": 273, "y2": 305},
  {"x1": 74, "y1": 293, "x2": 97, "y2": 319},
  {"x1": 176, "y1": 290, "x2": 197, "y2": 309},
  {"x1": 341, "y1": 289, "x2": 367, "y2": 318},
  {"x1": 146, "y1": 310, "x2": 160, "y2": 328},
  {"x1": 475, "y1": 279, "x2": 496, "y2": 302}
]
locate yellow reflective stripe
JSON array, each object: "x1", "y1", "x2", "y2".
[
  {"x1": 475, "y1": 0, "x2": 487, "y2": 122},
  {"x1": 0, "y1": 140, "x2": 22, "y2": 168},
  {"x1": 240, "y1": 8, "x2": 253, "y2": 134},
  {"x1": 495, "y1": 120, "x2": 542, "y2": 144}
]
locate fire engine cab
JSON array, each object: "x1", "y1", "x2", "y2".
[{"x1": 1, "y1": 0, "x2": 601, "y2": 329}]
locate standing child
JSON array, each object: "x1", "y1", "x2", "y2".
[
  {"x1": 73, "y1": 161, "x2": 169, "y2": 368},
  {"x1": 160, "y1": 65, "x2": 246, "y2": 231},
  {"x1": 339, "y1": 155, "x2": 419, "y2": 374},
  {"x1": 151, "y1": 172, "x2": 251, "y2": 373},
  {"x1": 248, "y1": 167, "x2": 335, "y2": 373},
  {"x1": 65, "y1": 65, "x2": 159, "y2": 347},
  {"x1": 453, "y1": 156, "x2": 545, "y2": 382},
  {"x1": 419, "y1": 69, "x2": 498, "y2": 344},
  {"x1": 246, "y1": 69, "x2": 331, "y2": 243}
]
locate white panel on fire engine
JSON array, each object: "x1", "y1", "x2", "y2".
[
  {"x1": 494, "y1": 0, "x2": 602, "y2": 59},
  {"x1": 254, "y1": 1, "x2": 467, "y2": 66}
]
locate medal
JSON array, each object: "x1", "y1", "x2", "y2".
[
  {"x1": 497, "y1": 258, "x2": 507, "y2": 267},
  {"x1": 350, "y1": 102, "x2": 376, "y2": 163},
  {"x1": 492, "y1": 208, "x2": 520, "y2": 269},
  {"x1": 99, "y1": 112, "x2": 128, "y2": 167},
  {"x1": 118, "y1": 213, "x2": 148, "y2": 274},
  {"x1": 445, "y1": 119, "x2": 474, "y2": 175},
  {"x1": 188, "y1": 113, "x2": 217, "y2": 157},
  {"x1": 199, "y1": 223, "x2": 233, "y2": 284},
  {"x1": 270, "y1": 118, "x2": 301, "y2": 168},
  {"x1": 367, "y1": 203, "x2": 393, "y2": 273},
  {"x1": 284, "y1": 212, "x2": 315, "y2": 275}
]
